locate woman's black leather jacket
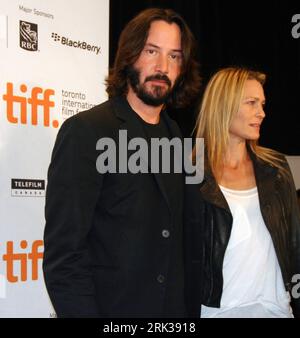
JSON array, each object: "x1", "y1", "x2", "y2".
[{"x1": 185, "y1": 151, "x2": 300, "y2": 318}]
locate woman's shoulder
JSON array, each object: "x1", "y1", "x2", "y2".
[
  {"x1": 251, "y1": 146, "x2": 293, "y2": 184},
  {"x1": 265, "y1": 148, "x2": 296, "y2": 185},
  {"x1": 258, "y1": 146, "x2": 286, "y2": 159},
  {"x1": 254, "y1": 146, "x2": 288, "y2": 166}
]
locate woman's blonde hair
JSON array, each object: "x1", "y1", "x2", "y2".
[{"x1": 193, "y1": 67, "x2": 285, "y2": 179}]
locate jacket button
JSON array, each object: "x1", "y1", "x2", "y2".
[
  {"x1": 162, "y1": 230, "x2": 170, "y2": 238},
  {"x1": 157, "y1": 274, "x2": 165, "y2": 283}
]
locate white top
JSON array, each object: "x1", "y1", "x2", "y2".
[{"x1": 201, "y1": 185, "x2": 293, "y2": 318}]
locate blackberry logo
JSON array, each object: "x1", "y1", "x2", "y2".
[
  {"x1": 51, "y1": 32, "x2": 101, "y2": 55},
  {"x1": 51, "y1": 32, "x2": 60, "y2": 42},
  {"x1": 20, "y1": 20, "x2": 38, "y2": 51}
]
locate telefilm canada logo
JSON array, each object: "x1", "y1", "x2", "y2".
[
  {"x1": 11, "y1": 179, "x2": 45, "y2": 197},
  {"x1": 19, "y1": 20, "x2": 38, "y2": 51},
  {"x1": 51, "y1": 32, "x2": 101, "y2": 54}
]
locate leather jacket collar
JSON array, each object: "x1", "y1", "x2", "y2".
[{"x1": 199, "y1": 148, "x2": 279, "y2": 212}]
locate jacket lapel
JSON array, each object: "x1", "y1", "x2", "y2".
[
  {"x1": 249, "y1": 150, "x2": 278, "y2": 209},
  {"x1": 111, "y1": 96, "x2": 181, "y2": 214},
  {"x1": 200, "y1": 149, "x2": 278, "y2": 213},
  {"x1": 152, "y1": 109, "x2": 184, "y2": 212},
  {"x1": 199, "y1": 155, "x2": 230, "y2": 213}
]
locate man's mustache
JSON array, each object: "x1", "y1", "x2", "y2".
[{"x1": 145, "y1": 74, "x2": 171, "y2": 87}]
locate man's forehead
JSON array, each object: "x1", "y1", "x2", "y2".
[
  {"x1": 145, "y1": 20, "x2": 182, "y2": 49},
  {"x1": 148, "y1": 20, "x2": 181, "y2": 32}
]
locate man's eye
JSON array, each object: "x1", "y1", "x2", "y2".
[
  {"x1": 170, "y1": 54, "x2": 181, "y2": 60},
  {"x1": 146, "y1": 49, "x2": 157, "y2": 55}
]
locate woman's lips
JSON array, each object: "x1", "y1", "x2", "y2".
[{"x1": 249, "y1": 123, "x2": 261, "y2": 128}]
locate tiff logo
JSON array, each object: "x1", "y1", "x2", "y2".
[
  {"x1": 20, "y1": 20, "x2": 38, "y2": 51},
  {"x1": 2, "y1": 240, "x2": 43, "y2": 283},
  {"x1": 2, "y1": 82, "x2": 59, "y2": 128}
]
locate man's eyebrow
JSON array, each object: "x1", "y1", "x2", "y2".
[
  {"x1": 145, "y1": 43, "x2": 182, "y2": 53},
  {"x1": 144, "y1": 43, "x2": 160, "y2": 49},
  {"x1": 171, "y1": 49, "x2": 183, "y2": 53}
]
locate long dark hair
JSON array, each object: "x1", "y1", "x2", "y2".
[{"x1": 106, "y1": 8, "x2": 201, "y2": 109}]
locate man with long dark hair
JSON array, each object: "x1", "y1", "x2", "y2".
[{"x1": 43, "y1": 8, "x2": 201, "y2": 317}]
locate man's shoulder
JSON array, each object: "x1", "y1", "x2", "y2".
[
  {"x1": 61, "y1": 97, "x2": 120, "y2": 135},
  {"x1": 76, "y1": 98, "x2": 117, "y2": 124}
]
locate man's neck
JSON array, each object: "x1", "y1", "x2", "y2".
[{"x1": 126, "y1": 90, "x2": 163, "y2": 124}]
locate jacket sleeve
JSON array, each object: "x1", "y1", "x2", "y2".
[
  {"x1": 284, "y1": 159, "x2": 300, "y2": 318},
  {"x1": 43, "y1": 114, "x2": 103, "y2": 317},
  {"x1": 184, "y1": 183, "x2": 205, "y2": 317}
]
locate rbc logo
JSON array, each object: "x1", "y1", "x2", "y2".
[{"x1": 19, "y1": 20, "x2": 38, "y2": 51}]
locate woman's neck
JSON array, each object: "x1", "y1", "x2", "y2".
[
  {"x1": 224, "y1": 138, "x2": 249, "y2": 169},
  {"x1": 216, "y1": 138, "x2": 256, "y2": 190}
]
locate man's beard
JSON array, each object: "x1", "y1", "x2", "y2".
[{"x1": 127, "y1": 66, "x2": 174, "y2": 107}]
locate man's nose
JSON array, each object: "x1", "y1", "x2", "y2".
[{"x1": 155, "y1": 54, "x2": 169, "y2": 74}]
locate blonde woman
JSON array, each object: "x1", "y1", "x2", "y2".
[{"x1": 185, "y1": 67, "x2": 300, "y2": 318}]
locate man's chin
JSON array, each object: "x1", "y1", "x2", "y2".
[
  {"x1": 149, "y1": 86, "x2": 171, "y2": 98},
  {"x1": 137, "y1": 93, "x2": 169, "y2": 106}
]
